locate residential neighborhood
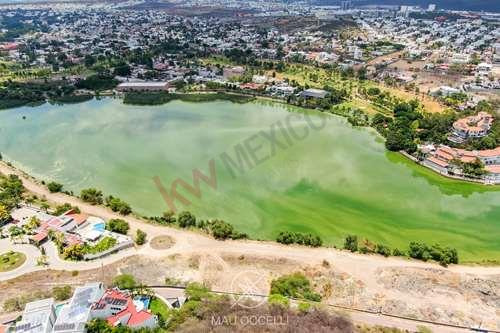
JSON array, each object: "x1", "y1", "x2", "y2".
[
  {"x1": 6, "y1": 281, "x2": 187, "y2": 333},
  {"x1": 8, "y1": 205, "x2": 134, "y2": 261}
]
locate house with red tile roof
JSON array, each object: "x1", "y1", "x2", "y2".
[
  {"x1": 28, "y1": 210, "x2": 88, "y2": 246},
  {"x1": 422, "y1": 144, "x2": 500, "y2": 183},
  {"x1": 91, "y1": 289, "x2": 157, "y2": 329},
  {"x1": 452, "y1": 112, "x2": 494, "y2": 141}
]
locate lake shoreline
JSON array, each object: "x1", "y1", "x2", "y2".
[
  {"x1": 1, "y1": 98, "x2": 499, "y2": 263},
  {"x1": 6, "y1": 89, "x2": 496, "y2": 188},
  {"x1": 0, "y1": 160, "x2": 499, "y2": 267}
]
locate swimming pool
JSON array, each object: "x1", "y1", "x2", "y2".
[
  {"x1": 93, "y1": 223, "x2": 105, "y2": 232},
  {"x1": 55, "y1": 303, "x2": 66, "y2": 315},
  {"x1": 133, "y1": 296, "x2": 151, "y2": 311}
]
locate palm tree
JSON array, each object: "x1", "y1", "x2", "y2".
[{"x1": 40, "y1": 202, "x2": 50, "y2": 212}]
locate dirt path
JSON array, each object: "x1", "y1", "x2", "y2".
[
  {"x1": 1, "y1": 161, "x2": 498, "y2": 276},
  {"x1": 1, "y1": 161, "x2": 500, "y2": 331}
]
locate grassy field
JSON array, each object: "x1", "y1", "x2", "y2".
[
  {"x1": 202, "y1": 57, "x2": 446, "y2": 116},
  {"x1": 150, "y1": 297, "x2": 170, "y2": 320},
  {"x1": 0, "y1": 251, "x2": 26, "y2": 272},
  {"x1": 381, "y1": 84, "x2": 444, "y2": 113}
]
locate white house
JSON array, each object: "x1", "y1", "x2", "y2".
[
  {"x1": 16, "y1": 298, "x2": 57, "y2": 333},
  {"x1": 52, "y1": 283, "x2": 105, "y2": 333}
]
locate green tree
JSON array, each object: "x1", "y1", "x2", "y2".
[
  {"x1": 343, "y1": 235, "x2": 358, "y2": 252},
  {"x1": 112, "y1": 274, "x2": 136, "y2": 290},
  {"x1": 53, "y1": 203, "x2": 80, "y2": 216},
  {"x1": 52, "y1": 285, "x2": 72, "y2": 301},
  {"x1": 162, "y1": 210, "x2": 176, "y2": 224},
  {"x1": 63, "y1": 244, "x2": 85, "y2": 260},
  {"x1": 408, "y1": 242, "x2": 431, "y2": 261},
  {"x1": 25, "y1": 216, "x2": 40, "y2": 233},
  {"x1": 270, "y1": 273, "x2": 321, "y2": 302},
  {"x1": 84, "y1": 55, "x2": 96, "y2": 67},
  {"x1": 209, "y1": 220, "x2": 234, "y2": 240},
  {"x1": 80, "y1": 188, "x2": 103, "y2": 205},
  {"x1": 105, "y1": 196, "x2": 132, "y2": 215},
  {"x1": 135, "y1": 229, "x2": 147, "y2": 245},
  {"x1": 375, "y1": 243, "x2": 391, "y2": 257},
  {"x1": 113, "y1": 63, "x2": 131, "y2": 77},
  {"x1": 47, "y1": 181, "x2": 63, "y2": 193},
  {"x1": 0, "y1": 204, "x2": 11, "y2": 224},
  {"x1": 177, "y1": 211, "x2": 196, "y2": 228},
  {"x1": 85, "y1": 319, "x2": 113, "y2": 333},
  {"x1": 106, "y1": 219, "x2": 129, "y2": 235}
]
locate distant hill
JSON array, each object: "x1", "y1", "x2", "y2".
[{"x1": 314, "y1": 0, "x2": 500, "y2": 12}]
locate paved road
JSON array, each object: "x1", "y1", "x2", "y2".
[{"x1": 0, "y1": 239, "x2": 41, "y2": 281}]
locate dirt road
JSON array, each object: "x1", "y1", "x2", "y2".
[
  {"x1": 1, "y1": 161, "x2": 499, "y2": 331},
  {"x1": 1, "y1": 161, "x2": 498, "y2": 276}
]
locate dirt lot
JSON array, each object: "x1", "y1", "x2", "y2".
[{"x1": 1, "y1": 253, "x2": 499, "y2": 330}]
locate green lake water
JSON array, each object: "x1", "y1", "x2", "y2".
[{"x1": 0, "y1": 98, "x2": 499, "y2": 262}]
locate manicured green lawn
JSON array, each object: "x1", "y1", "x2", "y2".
[
  {"x1": 150, "y1": 297, "x2": 170, "y2": 319},
  {"x1": 0, "y1": 251, "x2": 26, "y2": 272}
]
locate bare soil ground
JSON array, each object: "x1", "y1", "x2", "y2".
[
  {"x1": 1, "y1": 253, "x2": 499, "y2": 330},
  {"x1": 150, "y1": 235, "x2": 176, "y2": 250}
]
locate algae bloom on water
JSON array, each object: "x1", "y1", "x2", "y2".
[{"x1": 0, "y1": 98, "x2": 499, "y2": 262}]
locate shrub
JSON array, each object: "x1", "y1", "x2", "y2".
[
  {"x1": 276, "y1": 231, "x2": 322, "y2": 247},
  {"x1": 52, "y1": 285, "x2": 72, "y2": 301},
  {"x1": 53, "y1": 203, "x2": 80, "y2": 216},
  {"x1": 105, "y1": 195, "x2": 132, "y2": 215},
  {"x1": 298, "y1": 301, "x2": 312, "y2": 313},
  {"x1": 106, "y1": 219, "x2": 129, "y2": 235},
  {"x1": 392, "y1": 248, "x2": 405, "y2": 256},
  {"x1": 135, "y1": 229, "x2": 147, "y2": 245},
  {"x1": 80, "y1": 188, "x2": 103, "y2": 205},
  {"x1": 343, "y1": 235, "x2": 358, "y2": 252},
  {"x1": 268, "y1": 294, "x2": 290, "y2": 308},
  {"x1": 3, "y1": 297, "x2": 22, "y2": 312},
  {"x1": 47, "y1": 181, "x2": 63, "y2": 193},
  {"x1": 178, "y1": 211, "x2": 196, "y2": 228},
  {"x1": 375, "y1": 243, "x2": 391, "y2": 257},
  {"x1": 270, "y1": 273, "x2": 321, "y2": 302},
  {"x1": 112, "y1": 274, "x2": 136, "y2": 290}
]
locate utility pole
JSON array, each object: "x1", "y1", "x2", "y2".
[{"x1": 101, "y1": 261, "x2": 105, "y2": 286}]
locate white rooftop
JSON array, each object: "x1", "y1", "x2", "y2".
[
  {"x1": 11, "y1": 206, "x2": 54, "y2": 224},
  {"x1": 117, "y1": 82, "x2": 169, "y2": 87},
  {"x1": 16, "y1": 298, "x2": 55, "y2": 333},
  {"x1": 52, "y1": 283, "x2": 104, "y2": 333}
]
